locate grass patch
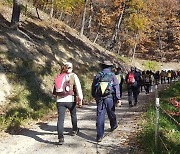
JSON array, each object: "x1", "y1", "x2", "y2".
[
  {"x1": 0, "y1": 59, "x2": 98, "y2": 132},
  {"x1": 1, "y1": 0, "x2": 13, "y2": 5},
  {"x1": 0, "y1": 59, "x2": 57, "y2": 132},
  {"x1": 138, "y1": 81, "x2": 180, "y2": 154},
  {"x1": 118, "y1": 55, "x2": 131, "y2": 63},
  {"x1": 143, "y1": 60, "x2": 160, "y2": 71}
]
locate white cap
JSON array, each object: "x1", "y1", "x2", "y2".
[
  {"x1": 63, "y1": 62, "x2": 73, "y2": 69},
  {"x1": 63, "y1": 62, "x2": 73, "y2": 73}
]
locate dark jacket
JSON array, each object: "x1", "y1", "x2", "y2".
[
  {"x1": 91, "y1": 68, "x2": 121, "y2": 100},
  {"x1": 125, "y1": 70, "x2": 141, "y2": 87}
]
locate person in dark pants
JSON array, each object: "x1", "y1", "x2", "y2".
[
  {"x1": 125, "y1": 67, "x2": 141, "y2": 107},
  {"x1": 91, "y1": 60, "x2": 121, "y2": 142},
  {"x1": 134, "y1": 67, "x2": 141, "y2": 95},
  {"x1": 56, "y1": 102, "x2": 77, "y2": 138},
  {"x1": 115, "y1": 66, "x2": 124, "y2": 99},
  {"x1": 53, "y1": 62, "x2": 83, "y2": 145},
  {"x1": 154, "y1": 71, "x2": 160, "y2": 85},
  {"x1": 144, "y1": 70, "x2": 152, "y2": 94}
]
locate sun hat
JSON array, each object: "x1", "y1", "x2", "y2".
[{"x1": 101, "y1": 60, "x2": 113, "y2": 66}]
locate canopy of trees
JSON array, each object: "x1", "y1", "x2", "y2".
[{"x1": 11, "y1": 0, "x2": 180, "y2": 62}]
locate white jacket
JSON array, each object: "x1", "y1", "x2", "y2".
[{"x1": 56, "y1": 73, "x2": 83, "y2": 103}]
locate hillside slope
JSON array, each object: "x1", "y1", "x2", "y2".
[
  {"x1": 0, "y1": 2, "x2": 179, "y2": 133},
  {"x1": 0, "y1": 3, "x2": 126, "y2": 106}
]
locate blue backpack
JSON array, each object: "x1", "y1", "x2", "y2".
[{"x1": 94, "y1": 72, "x2": 114, "y2": 97}]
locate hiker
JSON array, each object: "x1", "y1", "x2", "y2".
[
  {"x1": 115, "y1": 66, "x2": 124, "y2": 99},
  {"x1": 154, "y1": 71, "x2": 160, "y2": 85},
  {"x1": 135, "y1": 67, "x2": 142, "y2": 94},
  {"x1": 53, "y1": 62, "x2": 83, "y2": 145},
  {"x1": 160, "y1": 70, "x2": 166, "y2": 84},
  {"x1": 144, "y1": 70, "x2": 152, "y2": 94},
  {"x1": 91, "y1": 60, "x2": 121, "y2": 142},
  {"x1": 149, "y1": 70, "x2": 154, "y2": 92},
  {"x1": 141, "y1": 71, "x2": 146, "y2": 92},
  {"x1": 125, "y1": 67, "x2": 141, "y2": 107},
  {"x1": 167, "y1": 70, "x2": 172, "y2": 84}
]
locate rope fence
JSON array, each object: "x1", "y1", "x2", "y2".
[
  {"x1": 154, "y1": 82, "x2": 180, "y2": 153},
  {"x1": 159, "y1": 106, "x2": 180, "y2": 126}
]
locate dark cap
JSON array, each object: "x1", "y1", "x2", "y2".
[
  {"x1": 131, "y1": 67, "x2": 135, "y2": 71},
  {"x1": 101, "y1": 60, "x2": 113, "y2": 66}
]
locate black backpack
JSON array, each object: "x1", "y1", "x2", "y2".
[{"x1": 94, "y1": 72, "x2": 114, "y2": 98}]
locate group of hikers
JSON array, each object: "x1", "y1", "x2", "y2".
[{"x1": 52, "y1": 61, "x2": 179, "y2": 144}]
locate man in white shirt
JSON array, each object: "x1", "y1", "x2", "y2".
[{"x1": 53, "y1": 62, "x2": 83, "y2": 145}]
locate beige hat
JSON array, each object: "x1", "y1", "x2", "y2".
[{"x1": 101, "y1": 60, "x2": 113, "y2": 66}]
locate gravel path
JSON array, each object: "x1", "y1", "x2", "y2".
[{"x1": 0, "y1": 90, "x2": 153, "y2": 154}]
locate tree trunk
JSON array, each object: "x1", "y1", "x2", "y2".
[
  {"x1": 59, "y1": 10, "x2": 63, "y2": 20},
  {"x1": 88, "y1": 0, "x2": 93, "y2": 29},
  {"x1": 50, "y1": 0, "x2": 55, "y2": 18},
  {"x1": 11, "y1": 0, "x2": 21, "y2": 27},
  {"x1": 131, "y1": 33, "x2": 138, "y2": 64},
  {"x1": 117, "y1": 42, "x2": 121, "y2": 54},
  {"x1": 80, "y1": 0, "x2": 88, "y2": 37},
  {"x1": 108, "y1": 1, "x2": 126, "y2": 49},
  {"x1": 158, "y1": 32, "x2": 164, "y2": 63},
  {"x1": 36, "y1": 7, "x2": 41, "y2": 20},
  {"x1": 93, "y1": 25, "x2": 101, "y2": 43}
]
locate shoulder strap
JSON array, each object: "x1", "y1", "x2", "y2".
[
  {"x1": 70, "y1": 73, "x2": 75, "y2": 85},
  {"x1": 69, "y1": 73, "x2": 75, "y2": 91}
]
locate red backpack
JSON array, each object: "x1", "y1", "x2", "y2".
[
  {"x1": 53, "y1": 73, "x2": 75, "y2": 96},
  {"x1": 127, "y1": 73, "x2": 135, "y2": 84}
]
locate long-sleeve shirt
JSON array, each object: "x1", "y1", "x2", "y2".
[
  {"x1": 125, "y1": 71, "x2": 141, "y2": 86},
  {"x1": 56, "y1": 73, "x2": 83, "y2": 103},
  {"x1": 91, "y1": 68, "x2": 121, "y2": 100}
]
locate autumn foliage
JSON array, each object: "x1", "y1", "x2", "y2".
[{"x1": 12, "y1": 0, "x2": 180, "y2": 61}]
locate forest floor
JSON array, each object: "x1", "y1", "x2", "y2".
[{"x1": 0, "y1": 85, "x2": 164, "y2": 154}]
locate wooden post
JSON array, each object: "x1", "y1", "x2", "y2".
[{"x1": 155, "y1": 85, "x2": 160, "y2": 153}]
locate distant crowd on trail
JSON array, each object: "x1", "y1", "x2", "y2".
[
  {"x1": 52, "y1": 61, "x2": 180, "y2": 144},
  {"x1": 124, "y1": 69, "x2": 180, "y2": 95},
  {"x1": 140, "y1": 69, "x2": 180, "y2": 93},
  {"x1": 114, "y1": 68, "x2": 180, "y2": 107}
]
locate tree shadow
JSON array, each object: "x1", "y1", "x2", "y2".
[
  {"x1": 17, "y1": 122, "x2": 76, "y2": 145},
  {"x1": 0, "y1": 11, "x2": 123, "y2": 136},
  {"x1": 17, "y1": 121, "x2": 97, "y2": 145},
  {"x1": 19, "y1": 127, "x2": 58, "y2": 145},
  {"x1": 0, "y1": 13, "x2": 11, "y2": 28}
]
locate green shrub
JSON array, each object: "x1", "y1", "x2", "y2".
[
  {"x1": 143, "y1": 60, "x2": 159, "y2": 71},
  {"x1": 139, "y1": 81, "x2": 180, "y2": 153}
]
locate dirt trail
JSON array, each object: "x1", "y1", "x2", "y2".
[{"x1": 0, "y1": 89, "x2": 155, "y2": 154}]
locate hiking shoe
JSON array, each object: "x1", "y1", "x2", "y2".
[
  {"x1": 72, "y1": 128, "x2": 79, "y2": 136},
  {"x1": 134, "y1": 102, "x2": 138, "y2": 106},
  {"x1": 58, "y1": 137, "x2": 64, "y2": 145},
  {"x1": 111, "y1": 125, "x2": 118, "y2": 132},
  {"x1": 129, "y1": 103, "x2": 133, "y2": 107},
  {"x1": 129, "y1": 101, "x2": 133, "y2": 107},
  {"x1": 96, "y1": 137, "x2": 103, "y2": 142}
]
